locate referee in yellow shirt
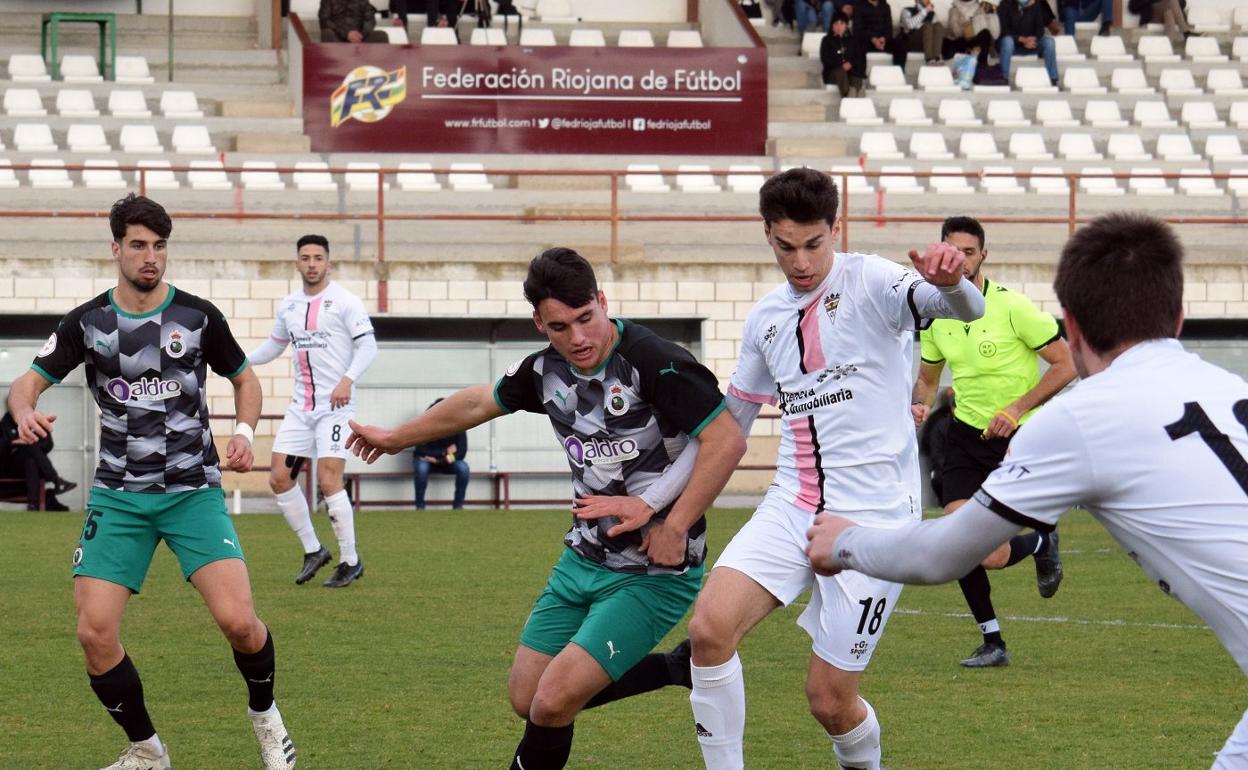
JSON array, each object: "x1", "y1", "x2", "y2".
[{"x1": 912, "y1": 217, "x2": 1077, "y2": 668}]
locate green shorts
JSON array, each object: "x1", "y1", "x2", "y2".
[
  {"x1": 72, "y1": 487, "x2": 244, "y2": 593},
  {"x1": 519, "y1": 548, "x2": 703, "y2": 681}
]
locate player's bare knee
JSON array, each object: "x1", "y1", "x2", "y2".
[
  {"x1": 688, "y1": 609, "x2": 736, "y2": 665},
  {"x1": 75, "y1": 620, "x2": 118, "y2": 658},
  {"x1": 318, "y1": 479, "x2": 344, "y2": 498},
  {"x1": 527, "y1": 687, "x2": 578, "y2": 727},
  {"x1": 807, "y1": 686, "x2": 858, "y2": 734},
  {"x1": 217, "y1": 611, "x2": 262, "y2": 648},
  {"x1": 269, "y1": 473, "x2": 294, "y2": 495}
]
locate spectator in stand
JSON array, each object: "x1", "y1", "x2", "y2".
[
  {"x1": 822, "y1": 14, "x2": 866, "y2": 95},
  {"x1": 797, "y1": 0, "x2": 837, "y2": 33},
  {"x1": 427, "y1": 0, "x2": 461, "y2": 29},
  {"x1": 412, "y1": 399, "x2": 470, "y2": 510},
  {"x1": 1059, "y1": 0, "x2": 1113, "y2": 35},
  {"x1": 854, "y1": 0, "x2": 901, "y2": 65},
  {"x1": 1130, "y1": 0, "x2": 1200, "y2": 42},
  {"x1": 943, "y1": 0, "x2": 998, "y2": 73},
  {"x1": 895, "y1": 0, "x2": 946, "y2": 65},
  {"x1": 997, "y1": 0, "x2": 1059, "y2": 87},
  {"x1": 318, "y1": 0, "x2": 389, "y2": 42},
  {"x1": 0, "y1": 411, "x2": 74, "y2": 511}
]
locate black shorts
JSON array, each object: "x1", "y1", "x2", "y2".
[{"x1": 937, "y1": 417, "x2": 1011, "y2": 507}]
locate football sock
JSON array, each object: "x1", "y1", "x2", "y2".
[
  {"x1": 509, "y1": 721, "x2": 574, "y2": 770},
  {"x1": 276, "y1": 486, "x2": 321, "y2": 554},
  {"x1": 1004, "y1": 532, "x2": 1044, "y2": 567},
  {"x1": 583, "y1": 654, "x2": 675, "y2": 710},
  {"x1": 829, "y1": 697, "x2": 882, "y2": 770},
  {"x1": 233, "y1": 629, "x2": 276, "y2": 712},
  {"x1": 690, "y1": 653, "x2": 746, "y2": 770},
  {"x1": 89, "y1": 652, "x2": 157, "y2": 743},
  {"x1": 325, "y1": 490, "x2": 358, "y2": 566},
  {"x1": 958, "y1": 566, "x2": 1004, "y2": 646}
]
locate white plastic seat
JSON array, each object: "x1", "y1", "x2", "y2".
[
  {"x1": 1084, "y1": 100, "x2": 1128, "y2": 128},
  {"x1": 910, "y1": 132, "x2": 954, "y2": 160},
  {"x1": 617, "y1": 30, "x2": 655, "y2": 47},
  {"x1": 60, "y1": 54, "x2": 103, "y2": 83},
  {"x1": 1208, "y1": 69, "x2": 1248, "y2": 96},
  {"x1": 3, "y1": 88, "x2": 45, "y2": 117},
  {"x1": 519, "y1": 28, "x2": 557, "y2": 46},
  {"x1": 988, "y1": 100, "x2": 1030, "y2": 127},
  {"x1": 676, "y1": 164, "x2": 721, "y2": 192},
  {"x1": 120, "y1": 124, "x2": 163, "y2": 153},
  {"x1": 727, "y1": 164, "x2": 766, "y2": 194},
  {"x1": 1133, "y1": 101, "x2": 1176, "y2": 128},
  {"x1": 1014, "y1": 66, "x2": 1059, "y2": 93},
  {"x1": 134, "y1": 159, "x2": 180, "y2": 190},
  {"x1": 801, "y1": 32, "x2": 823, "y2": 59},
  {"x1": 918, "y1": 66, "x2": 959, "y2": 93},
  {"x1": 449, "y1": 162, "x2": 493, "y2": 191},
  {"x1": 108, "y1": 90, "x2": 151, "y2": 119},
  {"x1": 293, "y1": 161, "x2": 337, "y2": 192},
  {"x1": 28, "y1": 158, "x2": 72, "y2": 189},
  {"x1": 160, "y1": 90, "x2": 204, "y2": 119},
  {"x1": 1234, "y1": 37, "x2": 1248, "y2": 62},
  {"x1": 960, "y1": 132, "x2": 1004, "y2": 160},
  {"x1": 1090, "y1": 35, "x2": 1133, "y2": 61},
  {"x1": 1111, "y1": 67, "x2": 1153, "y2": 94},
  {"x1": 8, "y1": 54, "x2": 50, "y2": 82},
  {"x1": 171, "y1": 124, "x2": 214, "y2": 154},
  {"x1": 840, "y1": 98, "x2": 883, "y2": 125},
  {"x1": 345, "y1": 161, "x2": 390, "y2": 192},
  {"x1": 1181, "y1": 101, "x2": 1226, "y2": 129},
  {"x1": 1059, "y1": 133, "x2": 1102, "y2": 160},
  {"x1": 1053, "y1": 35, "x2": 1084, "y2": 62},
  {"x1": 1189, "y1": 7, "x2": 1230, "y2": 33},
  {"x1": 830, "y1": 164, "x2": 874, "y2": 193},
  {"x1": 860, "y1": 131, "x2": 903, "y2": 159},
  {"x1": 1127, "y1": 167, "x2": 1174, "y2": 196},
  {"x1": 1185, "y1": 36, "x2": 1227, "y2": 62},
  {"x1": 878, "y1": 165, "x2": 925, "y2": 194},
  {"x1": 1231, "y1": 101, "x2": 1248, "y2": 128},
  {"x1": 380, "y1": 26, "x2": 409, "y2": 43},
  {"x1": 241, "y1": 160, "x2": 286, "y2": 191},
  {"x1": 1178, "y1": 167, "x2": 1224, "y2": 196},
  {"x1": 1227, "y1": 168, "x2": 1248, "y2": 197},
  {"x1": 1078, "y1": 166, "x2": 1124, "y2": 196},
  {"x1": 568, "y1": 29, "x2": 606, "y2": 47},
  {"x1": 667, "y1": 30, "x2": 703, "y2": 47},
  {"x1": 929, "y1": 165, "x2": 975, "y2": 194},
  {"x1": 67, "y1": 123, "x2": 110, "y2": 153},
  {"x1": 188, "y1": 159, "x2": 231, "y2": 190},
  {"x1": 1107, "y1": 133, "x2": 1151, "y2": 161},
  {"x1": 14, "y1": 123, "x2": 57, "y2": 152},
  {"x1": 396, "y1": 161, "x2": 441, "y2": 192},
  {"x1": 1159, "y1": 68, "x2": 1202, "y2": 96},
  {"x1": 1063, "y1": 67, "x2": 1107, "y2": 94},
  {"x1": 889, "y1": 98, "x2": 931, "y2": 126},
  {"x1": 1138, "y1": 35, "x2": 1179, "y2": 62},
  {"x1": 869, "y1": 66, "x2": 912, "y2": 93},
  {"x1": 82, "y1": 159, "x2": 126, "y2": 190},
  {"x1": 938, "y1": 99, "x2": 981, "y2": 126},
  {"x1": 1206, "y1": 135, "x2": 1247, "y2": 162},
  {"x1": 469, "y1": 28, "x2": 507, "y2": 45},
  {"x1": 56, "y1": 89, "x2": 98, "y2": 117},
  {"x1": 1036, "y1": 99, "x2": 1079, "y2": 126},
  {"x1": 1029, "y1": 165, "x2": 1070, "y2": 195},
  {"x1": 625, "y1": 164, "x2": 669, "y2": 192},
  {"x1": 1156, "y1": 134, "x2": 1201, "y2": 162},
  {"x1": 0, "y1": 160, "x2": 18, "y2": 189},
  {"x1": 536, "y1": 0, "x2": 576, "y2": 21},
  {"x1": 421, "y1": 27, "x2": 459, "y2": 44},
  {"x1": 115, "y1": 55, "x2": 155, "y2": 84},
  {"x1": 1009, "y1": 133, "x2": 1052, "y2": 160},
  {"x1": 980, "y1": 165, "x2": 1024, "y2": 194}
]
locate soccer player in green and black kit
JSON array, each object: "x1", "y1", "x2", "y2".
[
  {"x1": 6, "y1": 195, "x2": 296, "y2": 770},
  {"x1": 911, "y1": 216, "x2": 1076, "y2": 667},
  {"x1": 347, "y1": 247, "x2": 747, "y2": 769}
]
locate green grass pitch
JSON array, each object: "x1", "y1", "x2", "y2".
[{"x1": 2, "y1": 507, "x2": 1243, "y2": 769}]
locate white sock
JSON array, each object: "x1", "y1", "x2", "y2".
[
  {"x1": 276, "y1": 487, "x2": 321, "y2": 554},
  {"x1": 690, "y1": 653, "x2": 746, "y2": 770},
  {"x1": 136, "y1": 734, "x2": 164, "y2": 756},
  {"x1": 829, "y1": 697, "x2": 881, "y2": 770},
  {"x1": 249, "y1": 702, "x2": 280, "y2": 720},
  {"x1": 325, "y1": 490, "x2": 358, "y2": 566}
]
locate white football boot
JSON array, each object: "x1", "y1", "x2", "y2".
[
  {"x1": 100, "y1": 742, "x2": 171, "y2": 770},
  {"x1": 249, "y1": 705, "x2": 297, "y2": 769}
]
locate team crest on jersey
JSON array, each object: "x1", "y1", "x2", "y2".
[
  {"x1": 323, "y1": 300, "x2": 334, "y2": 310},
  {"x1": 38, "y1": 333, "x2": 57, "y2": 358},
  {"x1": 165, "y1": 330, "x2": 186, "y2": 359},
  {"x1": 605, "y1": 384, "x2": 629, "y2": 416},
  {"x1": 978, "y1": 341, "x2": 998, "y2": 358},
  {"x1": 505, "y1": 359, "x2": 523, "y2": 377},
  {"x1": 823, "y1": 292, "x2": 841, "y2": 323},
  {"x1": 763, "y1": 324, "x2": 778, "y2": 345}
]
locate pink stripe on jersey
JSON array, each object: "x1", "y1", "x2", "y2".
[
  {"x1": 800, "y1": 295, "x2": 827, "y2": 373},
  {"x1": 300, "y1": 296, "x2": 324, "y2": 411},
  {"x1": 789, "y1": 417, "x2": 821, "y2": 513},
  {"x1": 298, "y1": 351, "x2": 314, "y2": 411},
  {"x1": 728, "y1": 383, "x2": 778, "y2": 406}
]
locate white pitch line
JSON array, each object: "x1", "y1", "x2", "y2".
[{"x1": 892, "y1": 607, "x2": 1210, "y2": 632}]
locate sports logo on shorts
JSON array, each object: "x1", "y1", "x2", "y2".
[
  {"x1": 165, "y1": 330, "x2": 186, "y2": 359},
  {"x1": 564, "y1": 435, "x2": 639, "y2": 468},
  {"x1": 605, "y1": 384, "x2": 629, "y2": 416},
  {"x1": 72, "y1": 546, "x2": 83, "y2": 566},
  {"x1": 38, "y1": 333, "x2": 57, "y2": 358},
  {"x1": 330, "y1": 65, "x2": 407, "y2": 128},
  {"x1": 106, "y1": 376, "x2": 183, "y2": 403}
]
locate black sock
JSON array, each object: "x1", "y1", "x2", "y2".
[
  {"x1": 1004, "y1": 532, "x2": 1043, "y2": 567},
  {"x1": 233, "y1": 629, "x2": 276, "y2": 712},
  {"x1": 509, "y1": 721, "x2": 574, "y2": 770},
  {"x1": 583, "y1": 653, "x2": 673, "y2": 710},
  {"x1": 958, "y1": 566, "x2": 1004, "y2": 647},
  {"x1": 89, "y1": 653, "x2": 157, "y2": 742}
]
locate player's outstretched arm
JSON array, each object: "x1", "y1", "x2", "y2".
[
  {"x1": 6, "y1": 369, "x2": 56, "y2": 444},
  {"x1": 347, "y1": 383, "x2": 503, "y2": 464},
  {"x1": 906, "y1": 244, "x2": 985, "y2": 322},
  {"x1": 224, "y1": 367, "x2": 262, "y2": 473}
]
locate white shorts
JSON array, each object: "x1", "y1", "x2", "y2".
[
  {"x1": 713, "y1": 495, "x2": 907, "y2": 671},
  {"x1": 271, "y1": 406, "x2": 354, "y2": 461},
  {"x1": 1214, "y1": 708, "x2": 1248, "y2": 769}
]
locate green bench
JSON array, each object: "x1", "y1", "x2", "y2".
[{"x1": 41, "y1": 11, "x2": 117, "y2": 80}]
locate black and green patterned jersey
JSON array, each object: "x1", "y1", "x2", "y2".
[
  {"x1": 494, "y1": 319, "x2": 726, "y2": 575},
  {"x1": 31, "y1": 285, "x2": 249, "y2": 493}
]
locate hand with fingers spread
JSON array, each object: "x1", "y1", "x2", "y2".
[
  {"x1": 573, "y1": 495, "x2": 656, "y2": 537},
  {"x1": 908, "y1": 242, "x2": 967, "y2": 287},
  {"x1": 346, "y1": 419, "x2": 400, "y2": 464},
  {"x1": 15, "y1": 410, "x2": 56, "y2": 445}
]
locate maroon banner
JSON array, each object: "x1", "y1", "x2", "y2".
[{"x1": 302, "y1": 42, "x2": 768, "y2": 155}]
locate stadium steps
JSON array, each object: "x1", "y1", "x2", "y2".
[{"x1": 0, "y1": 13, "x2": 258, "y2": 52}]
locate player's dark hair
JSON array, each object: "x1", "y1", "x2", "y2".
[
  {"x1": 297, "y1": 234, "x2": 330, "y2": 254},
  {"x1": 109, "y1": 194, "x2": 171, "y2": 241},
  {"x1": 759, "y1": 167, "x2": 839, "y2": 227},
  {"x1": 523, "y1": 247, "x2": 598, "y2": 310},
  {"x1": 1054, "y1": 213, "x2": 1183, "y2": 354},
  {"x1": 941, "y1": 216, "x2": 985, "y2": 250}
]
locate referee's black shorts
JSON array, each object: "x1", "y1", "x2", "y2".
[{"x1": 937, "y1": 416, "x2": 1011, "y2": 507}]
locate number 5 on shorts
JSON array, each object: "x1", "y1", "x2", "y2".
[{"x1": 81, "y1": 510, "x2": 103, "y2": 541}]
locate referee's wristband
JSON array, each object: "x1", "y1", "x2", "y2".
[
  {"x1": 233, "y1": 423, "x2": 255, "y2": 443},
  {"x1": 994, "y1": 410, "x2": 1019, "y2": 427}
]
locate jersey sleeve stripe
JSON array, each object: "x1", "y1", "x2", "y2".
[
  {"x1": 30, "y1": 363, "x2": 61, "y2": 384},
  {"x1": 689, "y1": 398, "x2": 726, "y2": 438},
  {"x1": 351, "y1": 331, "x2": 374, "y2": 341},
  {"x1": 225, "y1": 358, "x2": 250, "y2": 379},
  {"x1": 920, "y1": 356, "x2": 945, "y2": 364},
  {"x1": 906, "y1": 280, "x2": 924, "y2": 329},
  {"x1": 972, "y1": 489, "x2": 1056, "y2": 533},
  {"x1": 1031, "y1": 330, "x2": 1062, "y2": 351},
  {"x1": 727, "y1": 384, "x2": 777, "y2": 406},
  {"x1": 492, "y1": 378, "x2": 513, "y2": 414}
]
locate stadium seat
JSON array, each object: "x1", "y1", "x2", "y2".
[
  {"x1": 1134, "y1": 100, "x2": 1177, "y2": 127},
  {"x1": 519, "y1": 28, "x2": 556, "y2": 46},
  {"x1": 829, "y1": 164, "x2": 875, "y2": 193},
  {"x1": 1231, "y1": 101, "x2": 1248, "y2": 128},
  {"x1": 60, "y1": 55, "x2": 103, "y2": 83},
  {"x1": 536, "y1": 0, "x2": 576, "y2": 22},
  {"x1": 868, "y1": 66, "x2": 912, "y2": 93},
  {"x1": 1178, "y1": 167, "x2": 1224, "y2": 196},
  {"x1": 860, "y1": 131, "x2": 903, "y2": 159},
  {"x1": 345, "y1": 161, "x2": 390, "y2": 192},
  {"x1": 1014, "y1": 67, "x2": 1058, "y2": 93},
  {"x1": 910, "y1": 132, "x2": 954, "y2": 160},
  {"x1": 7, "y1": 54, "x2": 51, "y2": 82},
  {"x1": 1078, "y1": 166, "x2": 1124, "y2": 195},
  {"x1": 120, "y1": 124, "x2": 163, "y2": 153},
  {"x1": 917, "y1": 66, "x2": 959, "y2": 93},
  {"x1": 1205, "y1": 135, "x2": 1247, "y2": 163},
  {"x1": 56, "y1": 89, "x2": 98, "y2": 117},
  {"x1": 82, "y1": 159, "x2": 127, "y2": 190},
  {"x1": 1111, "y1": 68, "x2": 1153, "y2": 94},
  {"x1": 1084, "y1": 100, "x2": 1128, "y2": 128},
  {"x1": 960, "y1": 132, "x2": 1004, "y2": 160},
  {"x1": 1029, "y1": 165, "x2": 1070, "y2": 195},
  {"x1": 624, "y1": 164, "x2": 669, "y2": 192},
  {"x1": 1107, "y1": 133, "x2": 1151, "y2": 161},
  {"x1": 938, "y1": 99, "x2": 981, "y2": 126},
  {"x1": 726, "y1": 164, "x2": 766, "y2": 194},
  {"x1": 1236, "y1": 7, "x2": 1248, "y2": 29},
  {"x1": 987, "y1": 100, "x2": 1030, "y2": 127},
  {"x1": 1137, "y1": 35, "x2": 1179, "y2": 62},
  {"x1": 28, "y1": 158, "x2": 72, "y2": 189},
  {"x1": 1181, "y1": 101, "x2": 1226, "y2": 129},
  {"x1": 1053, "y1": 35, "x2": 1084, "y2": 61},
  {"x1": 929, "y1": 165, "x2": 974, "y2": 194},
  {"x1": 840, "y1": 98, "x2": 884, "y2": 125},
  {"x1": 1036, "y1": 99, "x2": 1079, "y2": 126},
  {"x1": 0, "y1": 160, "x2": 20, "y2": 189},
  {"x1": 1159, "y1": 68, "x2": 1203, "y2": 96},
  {"x1": 888, "y1": 98, "x2": 931, "y2": 126},
  {"x1": 1208, "y1": 69, "x2": 1248, "y2": 96},
  {"x1": 380, "y1": 26, "x2": 409, "y2": 44},
  {"x1": 1009, "y1": 133, "x2": 1053, "y2": 160},
  {"x1": 396, "y1": 161, "x2": 441, "y2": 192},
  {"x1": 14, "y1": 123, "x2": 57, "y2": 152},
  {"x1": 667, "y1": 30, "x2": 703, "y2": 47},
  {"x1": 866, "y1": 51, "x2": 894, "y2": 68},
  {"x1": 188, "y1": 159, "x2": 232, "y2": 190},
  {"x1": 1090, "y1": 35, "x2": 1133, "y2": 62},
  {"x1": 568, "y1": 29, "x2": 606, "y2": 46},
  {"x1": 1189, "y1": 7, "x2": 1230, "y2": 33},
  {"x1": 1156, "y1": 134, "x2": 1201, "y2": 162},
  {"x1": 1127, "y1": 167, "x2": 1174, "y2": 196},
  {"x1": 160, "y1": 90, "x2": 204, "y2": 119},
  {"x1": 1227, "y1": 169, "x2": 1248, "y2": 197},
  {"x1": 449, "y1": 162, "x2": 493, "y2": 191},
  {"x1": 676, "y1": 164, "x2": 721, "y2": 192},
  {"x1": 1063, "y1": 67, "x2": 1107, "y2": 94},
  {"x1": 115, "y1": 55, "x2": 155, "y2": 84},
  {"x1": 1185, "y1": 36, "x2": 1227, "y2": 62},
  {"x1": 3, "y1": 88, "x2": 45, "y2": 117},
  {"x1": 421, "y1": 27, "x2": 458, "y2": 44},
  {"x1": 469, "y1": 28, "x2": 507, "y2": 45},
  {"x1": 172, "y1": 125, "x2": 214, "y2": 154},
  {"x1": 241, "y1": 160, "x2": 286, "y2": 191},
  {"x1": 1058, "y1": 133, "x2": 1102, "y2": 160},
  {"x1": 1234, "y1": 37, "x2": 1248, "y2": 62},
  {"x1": 67, "y1": 124, "x2": 111, "y2": 153},
  {"x1": 617, "y1": 30, "x2": 655, "y2": 47},
  {"x1": 108, "y1": 90, "x2": 151, "y2": 119},
  {"x1": 980, "y1": 165, "x2": 1024, "y2": 194},
  {"x1": 800, "y1": 32, "x2": 822, "y2": 58},
  {"x1": 878, "y1": 165, "x2": 925, "y2": 194},
  {"x1": 293, "y1": 161, "x2": 337, "y2": 192},
  {"x1": 134, "y1": 159, "x2": 180, "y2": 190}
]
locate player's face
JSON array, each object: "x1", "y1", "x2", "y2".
[
  {"x1": 765, "y1": 218, "x2": 838, "y2": 293},
  {"x1": 111, "y1": 224, "x2": 167, "y2": 293},
  {"x1": 533, "y1": 291, "x2": 616, "y2": 373},
  {"x1": 296, "y1": 245, "x2": 330, "y2": 288},
  {"x1": 945, "y1": 231, "x2": 986, "y2": 282}
]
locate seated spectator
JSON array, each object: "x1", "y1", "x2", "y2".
[
  {"x1": 797, "y1": 0, "x2": 836, "y2": 33},
  {"x1": 895, "y1": 0, "x2": 946, "y2": 65},
  {"x1": 427, "y1": 0, "x2": 462, "y2": 30},
  {"x1": 943, "y1": 0, "x2": 998, "y2": 72},
  {"x1": 1059, "y1": 0, "x2": 1113, "y2": 36},
  {"x1": 997, "y1": 0, "x2": 1058, "y2": 87},
  {"x1": 854, "y1": 0, "x2": 902, "y2": 63},
  {"x1": 318, "y1": 0, "x2": 389, "y2": 42},
  {"x1": 1130, "y1": 0, "x2": 1199, "y2": 42},
  {"x1": 0, "y1": 411, "x2": 74, "y2": 511},
  {"x1": 822, "y1": 14, "x2": 866, "y2": 95},
  {"x1": 412, "y1": 399, "x2": 469, "y2": 510}
]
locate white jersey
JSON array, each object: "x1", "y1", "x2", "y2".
[
  {"x1": 267, "y1": 282, "x2": 374, "y2": 412},
  {"x1": 730, "y1": 252, "x2": 928, "y2": 523},
  {"x1": 980, "y1": 338, "x2": 1248, "y2": 674}
]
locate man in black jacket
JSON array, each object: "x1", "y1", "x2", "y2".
[
  {"x1": 822, "y1": 14, "x2": 866, "y2": 96},
  {"x1": 0, "y1": 411, "x2": 74, "y2": 510},
  {"x1": 318, "y1": 0, "x2": 389, "y2": 42},
  {"x1": 411, "y1": 398, "x2": 470, "y2": 510},
  {"x1": 997, "y1": 0, "x2": 1058, "y2": 86},
  {"x1": 853, "y1": 0, "x2": 905, "y2": 65}
]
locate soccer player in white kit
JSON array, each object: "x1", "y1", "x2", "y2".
[
  {"x1": 807, "y1": 212, "x2": 1248, "y2": 769},
  {"x1": 249, "y1": 235, "x2": 378, "y2": 588},
  {"x1": 685, "y1": 168, "x2": 986, "y2": 770}
]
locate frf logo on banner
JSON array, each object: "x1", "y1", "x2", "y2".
[{"x1": 330, "y1": 65, "x2": 407, "y2": 128}]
